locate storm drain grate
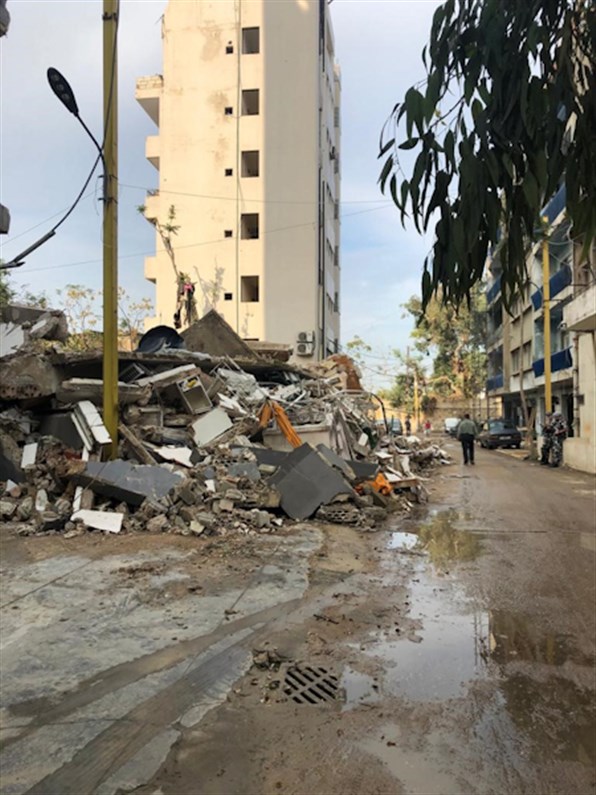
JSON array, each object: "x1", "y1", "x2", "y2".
[{"x1": 283, "y1": 664, "x2": 340, "y2": 704}]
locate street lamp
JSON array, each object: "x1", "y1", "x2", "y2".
[
  {"x1": 47, "y1": 68, "x2": 105, "y2": 172},
  {"x1": 46, "y1": 2, "x2": 119, "y2": 458}
]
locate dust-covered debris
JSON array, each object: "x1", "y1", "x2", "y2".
[{"x1": 0, "y1": 308, "x2": 451, "y2": 540}]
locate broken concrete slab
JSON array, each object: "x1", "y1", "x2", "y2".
[
  {"x1": 73, "y1": 401, "x2": 112, "y2": 451},
  {"x1": 315, "y1": 444, "x2": 356, "y2": 481},
  {"x1": 0, "y1": 352, "x2": 61, "y2": 400},
  {"x1": 227, "y1": 461, "x2": 261, "y2": 482},
  {"x1": 0, "y1": 304, "x2": 68, "y2": 357},
  {"x1": 70, "y1": 460, "x2": 185, "y2": 507},
  {"x1": 56, "y1": 379, "x2": 150, "y2": 406},
  {"x1": 21, "y1": 442, "x2": 38, "y2": 468},
  {"x1": 191, "y1": 408, "x2": 233, "y2": 447},
  {"x1": 71, "y1": 509, "x2": 123, "y2": 533},
  {"x1": 182, "y1": 309, "x2": 260, "y2": 361},
  {"x1": 269, "y1": 443, "x2": 354, "y2": 520},
  {"x1": 147, "y1": 445, "x2": 194, "y2": 468}
]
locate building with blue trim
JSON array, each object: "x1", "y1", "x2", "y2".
[{"x1": 484, "y1": 184, "x2": 595, "y2": 472}]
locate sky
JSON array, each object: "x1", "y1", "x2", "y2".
[{"x1": 0, "y1": 0, "x2": 441, "y2": 390}]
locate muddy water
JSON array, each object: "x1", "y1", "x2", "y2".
[{"x1": 364, "y1": 504, "x2": 596, "y2": 788}]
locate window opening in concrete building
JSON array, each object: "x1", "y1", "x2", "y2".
[
  {"x1": 224, "y1": 106, "x2": 233, "y2": 115},
  {"x1": 224, "y1": 292, "x2": 233, "y2": 301},
  {"x1": 242, "y1": 27, "x2": 260, "y2": 54},
  {"x1": 241, "y1": 276, "x2": 259, "y2": 302},
  {"x1": 226, "y1": 42, "x2": 234, "y2": 54},
  {"x1": 241, "y1": 89, "x2": 259, "y2": 116},
  {"x1": 241, "y1": 150, "x2": 260, "y2": 177},
  {"x1": 241, "y1": 213, "x2": 259, "y2": 239},
  {"x1": 224, "y1": 229, "x2": 233, "y2": 238},
  {"x1": 225, "y1": 168, "x2": 233, "y2": 176}
]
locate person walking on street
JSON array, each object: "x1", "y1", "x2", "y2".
[
  {"x1": 457, "y1": 413, "x2": 478, "y2": 465},
  {"x1": 540, "y1": 411, "x2": 568, "y2": 467},
  {"x1": 405, "y1": 416, "x2": 412, "y2": 435}
]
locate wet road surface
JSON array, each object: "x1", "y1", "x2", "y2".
[
  {"x1": 360, "y1": 441, "x2": 596, "y2": 794},
  {"x1": 1, "y1": 440, "x2": 594, "y2": 794}
]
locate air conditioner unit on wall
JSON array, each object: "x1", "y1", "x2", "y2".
[{"x1": 296, "y1": 331, "x2": 315, "y2": 356}]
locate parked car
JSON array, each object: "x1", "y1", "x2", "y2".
[
  {"x1": 374, "y1": 417, "x2": 403, "y2": 435},
  {"x1": 444, "y1": 417, "x2": 460, "y2": 436},
  {"x1": 478, "y1": 419, "x2": 522, "y2": 449}
]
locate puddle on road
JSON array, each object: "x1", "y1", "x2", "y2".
[
  {"x1": 488, "y1": 610, "x2": 595, "y2": 667},
  {"x1": 366, "y1": 567, "x2": 489, "y2": 701},
  {"x1": 341, "y1": 668, "x2": 381, "y2": 711},
  {"x1": 389, "y1": 509, "x2": 483, "y2": 567},
  {"x1": 417, "y1": 510, "x2": 483, "y2": 567},
  {"x1": 379, "y1": 510, "x2": 594, "y2": 705}
]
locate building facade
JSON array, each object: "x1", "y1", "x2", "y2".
[
  {"x1": 485, "y1": 185, "x2": 595, "y2": 473},
  {"x1": 136, "y1": 0, "x2": 341, "y2": 360}
]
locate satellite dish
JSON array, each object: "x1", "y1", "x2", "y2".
[{"x1": 136, "y1": 325, "x2": 185, "y2": 354}]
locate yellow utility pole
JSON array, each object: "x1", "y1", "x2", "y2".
[
  {"x1": 542, "y1": 218, "x2": 552, "y2": 414},
  {"x1": 413, "y1": 371, "x2": 420, "y2": 431},
  {"x1": 103, "y1": 0, "x2": 119, "y2": 457}
]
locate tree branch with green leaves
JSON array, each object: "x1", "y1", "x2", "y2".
[{"x1": 379, "y1": 0, "x2": 595, "y2": 311}]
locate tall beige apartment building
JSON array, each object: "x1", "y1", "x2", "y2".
[{"x1": 136, "y1": 0, "x2": 341, "y2": 360}]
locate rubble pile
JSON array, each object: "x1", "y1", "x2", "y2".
[{"x1": 0, "y1": 307, "x2": 452, "y2": 539}]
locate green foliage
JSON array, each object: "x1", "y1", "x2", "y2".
[
  {"x1": 404, "y1": 283, "x2": 487, "y2": 397},
  {"x1": 379, "y1": 0, "x2": 595, "y2": 311},
  {"x1": 384, "y1": 350, "x2": 426, "y2": 411},
  {"x1": 54, "y1": 284, "x2": 153, "y2": 350},
  {"x1": 0, "y1": 269, "x2": 49, "y2": 309},
  {"x1": 0, "y1": 269, "x2": 15, "y2": 306}
]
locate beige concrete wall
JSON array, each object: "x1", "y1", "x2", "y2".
[
  {"x1": 138, "y1": 0, "x2": 340, "y2": 360},
  {"x1": 565, "y1": 331, "x2": 596, "y2": 473}
]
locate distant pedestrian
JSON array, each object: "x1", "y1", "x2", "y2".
[
  {"x1": 457, "y1": 413, "x2": 478, "y2": 465},
  {"x1": 405, "y1": 416, "x2": 412, "y2": 435},
  {"x1": 423, "y1": 419, "x2": 431, "y2": 436},
  {"x1": 540, "y1": 411, "x2": 568, "y2": 467}
]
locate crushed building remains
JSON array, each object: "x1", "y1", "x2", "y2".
[{"x1": 0, "y1": 307, "x2": 452, "y2": 538}]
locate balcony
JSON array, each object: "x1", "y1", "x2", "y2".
[
  {"x1": 135, "y1": 75, "x2": 163, "y2": 125},
  {"x1": 143, "y1": 191, "x2": 160, "y2": 223},
  {"x1": 564, "y1": 282, "x2": 596, "y2": 332},
  {"x1": 531, "y1": 264, "x2": 572, "y2": 310},
  {"x1": 486, "y1": 373, "x2": 504, "y2": 392},
  {"x1": 145, "y1": 135, "x2": 160, "y2": 170},
  {"x1": 541, "y1": 184, "x2": 566, "y2": 226},
  {"x1": 532, "y1": 347, "x2": 572, "y2": 377}
]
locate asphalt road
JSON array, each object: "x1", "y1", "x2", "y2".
[{"x1": 1, "y1": 440, "x2": 594, "y2": 795}]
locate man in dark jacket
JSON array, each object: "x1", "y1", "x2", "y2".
[{"x1": 457, "y1": 413, "x2": 478, "y2": 465}]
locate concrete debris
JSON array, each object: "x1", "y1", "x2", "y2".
[
  {"x1": 269, "y1": 443, "x2": 354, "y2": 520},
  {"x1": 0, "y1": 308, "x2": 451, "y2": 540},
  {"x1": 71, "y1": 509, "x2": 124, "y2": 533},
  {"x1": 21, "y1": 442, "x2": 38, "y2": 468},
  {"x1": 73, "y1": 401, "x2": 112, "y2": 451},
  {"x1": 70, "y1": 460, "x2": 185, "y2": 506},
  {"x1": 192, "y1": 407, "x2": 233, "y2": 447}
]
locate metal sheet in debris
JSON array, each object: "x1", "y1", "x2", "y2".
[{"x1": 268, "y1": 444, "x2": 353, "y2": 520}]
